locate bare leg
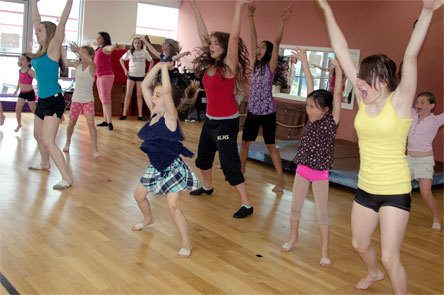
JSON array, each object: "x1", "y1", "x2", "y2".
[
  {"x1": 0, "y1": 102, "x2": 4, "y2": 125},
  {"x1": 132, "y1": 184, "x2": 154, "y2": 231},
  {"x1": 351, "y1": 201, "x2": 384, "y2": 290},
  {"x1": 240, "y1": 140, "x2": 252, "y2": 174},
  {"x1": 42, "y1": 115, "x2": 72, "y2": 184},
  {"x1": 33, "y1": 115, "x2": 51, "y2": 169},
  {"x1": 102, "y1": 103, "x2": 112, "y2": 124},
  {"x1": 379, "y1": 206, "x2": 410, "y2": 294},
  {"x1": 63, "y1": 116, "x2": 78, "y2": 152},
  {"x1": 282, "y1": 174, "x2": 310, "y2": 251},
  {"x1": 85, "y1": 113, "x2": 100, "y2": 158},
  {"x1": 136, "y1": 81, "x2": 143, "y2": 117},
  {"x1": 312, "y1": 180, "x2": 330, "y2": 265},
  {"x1": 266, "y1": 144, "x2": 285, "y2": 191},
  {"x1": 234, "y1": 182, "x2": 251, "y2": 206},
  {"x1": 418, "y1": 178, "x2": 441, "y2": 230},
  {"x1": 122, "y1": 79, "x2": 135, "y2": 116},
  {"x1": 167, "y1": 191, "x2": 192, "y2": 258},
  {"x1": 15, "y1": 98, "x2": 26, "y2": 132},
  {"x1": 200, "y1": 168, "x2": 213, "y2": 189},
  {"x1": 28, "y1": 100, "x2": 37, "y2": 113}
]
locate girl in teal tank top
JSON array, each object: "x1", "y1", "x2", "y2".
[
  {"x1": 318, "y1": 0, "x2": 443, "y2": 293},
  {"x1": 28, "y1": 0, "x2": 73, "y2": 190}
]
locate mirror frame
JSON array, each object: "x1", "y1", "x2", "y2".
[{"x1": 275, "y1": 44, "x2": 360, "y2": 110}]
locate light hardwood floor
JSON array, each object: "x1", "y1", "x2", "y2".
[{"x1": 0, "y1": 113, "x2": 442, "y2": 294}]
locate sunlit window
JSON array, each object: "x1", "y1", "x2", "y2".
[{"x1": 136, "y1": 3, "x2": 178, "y2": 39}]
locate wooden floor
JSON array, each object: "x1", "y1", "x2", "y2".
[{"x1": 0, "y1": 113, "x2": 443, "y2": 294}]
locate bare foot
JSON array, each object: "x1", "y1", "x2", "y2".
[
  {"x1": 272, "y1": 182, "x2": 285, "y2": 192},
  {"x1": 63, "y1": 143, "x2": 70, "y2": 153},
  {"x1": 355, "y1": 271, "x2": 385, "y2": 290},
  {"x1": 281, "y1": 238, "x2": 298, "y2": 252},
  {"x1": 14, "y1": 124, "x2": 22, "y2": 132},
  {"x1": 431, "y1": 222, "x2": 441, "y2": 231},
  {"x1": 131, "y1": 216, "x2": 155, "y2": 231},
  {"x1": 93, "y1": 151, "x2": 101, "y2": 159},
  {"x1": 178, "y1": 245, "x2": 192, "y2": 258}
]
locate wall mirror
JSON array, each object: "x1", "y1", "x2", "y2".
[{"x1": 275, "y1": 44, "x2": 360, "y2": 110}]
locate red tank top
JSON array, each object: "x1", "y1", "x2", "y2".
[
  {"x1": 202, "y1": 70, "x2": 238, "y2": 117},
  {"x1": 19, "y1": 70, "x2": 33, "y2": 84},
  {"x1": 94, "y1": 47, "x2": 113, "y2": 76}
]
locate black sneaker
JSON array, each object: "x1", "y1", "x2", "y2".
[
  {"x1": 233, "y1": 206, "x2": 253, "y2": 218},
  {"x1": 108, "y1": 123, "x2": 113, "y2": 130},
  {"x1": 190, "y1": 187, "x2": 214, "y2": 195},
  {"x1": 119, "y1": 116, "x2": 127, "y2": 120},
  {"x1": 97, "y1": 121, "x2": 108, "y2": 127}
]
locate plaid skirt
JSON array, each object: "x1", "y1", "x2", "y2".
[{"x1": 140, "y1": 157, "x2": 200, "y2": 195}]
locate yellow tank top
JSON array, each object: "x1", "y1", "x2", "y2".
[{"x1": 354, "y1": 92, "x2": 412, "y2": 194}]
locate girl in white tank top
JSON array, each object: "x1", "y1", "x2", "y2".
[{"x1": 63, "y1": 44, "x2": 100, "y2": 159}]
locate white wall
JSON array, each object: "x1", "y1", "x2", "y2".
[{"x1": 82, "y1": 0, "x2": 138, "y2": 45}]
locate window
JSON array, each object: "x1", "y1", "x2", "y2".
[
  {"x1": 32, "y1": 0, "x2": 82, "y2": 59},
  {"x1": 277, "y1": 45, "x2": 360, "y2": 110},
  {"x1": 136, "y1": 3, "x2": 179, "y2": 39}
]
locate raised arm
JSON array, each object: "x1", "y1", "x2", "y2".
[
  {"x1": 332, "y1": 58, "x2": 343, "y2": 124},
  {"x1": 103, "y1": 42, "x2": 118, "y2": 55},
  {"x1": 394, "y1": 0, "x2": 443, "y2": 117},
  {"x1": 31, "y1": 0, "x2": 42, "y2": 30},
  {"x1": 142, "y1": 37, "x2": 161, "y2": 59},
  {"x1": 161, "y1": 62, "x2": 178, "y2": 125},
  {"x1": 316, "y1": 0, "x2": 360, "y2": 103},
  {"x1": 226, "y1": 0, "x2": 246, "y2": 76},
  {"x1": 270, "y1": 5, "x2": 293, "y2": 72},
  {"x1": 292, "y1": 48, "x2": 314, "y2": 94},
  {"x1": 47, "y1": 0, "x2": 73, "y2": 61},
  {"x1": 247, "y1": 3, "x2": 257, "y2": 63},
  {"x1": 141, "y1": 62, "x2": 162, "y2": 112},
  {"x1": 172, "y1": 51, "x2": 191, "y2": 62},
  {"x1": 190, "y1": 0, "x2": 210, "y2": 47}
]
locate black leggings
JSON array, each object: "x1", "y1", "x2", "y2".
[{"x1": 195, "y1": 117, "x2": 244, "y2": 186}]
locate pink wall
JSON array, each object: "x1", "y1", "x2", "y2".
[{"x1": 178, "y1": 1, "x2": 443, "y2": 161}]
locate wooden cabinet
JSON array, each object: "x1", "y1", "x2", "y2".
[
  {"x1": 239, "y1": 98, "x2": 307, "y2": 140},
  {"x1": 93, "y1": 83, "x2": 126, "y2": 116}
]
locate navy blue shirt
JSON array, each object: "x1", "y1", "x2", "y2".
[{"x1": 138, "y1": 115, "x2": 193, "y2": 171}]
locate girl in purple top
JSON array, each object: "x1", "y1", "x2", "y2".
[
  {"x1": 281, "y1": 49, "x2": 343, "y2": 268},
  {"x1": 240, "y1": 3, "x2": 292, "y2": 192},
  {"x1": 407, "y1": 91, "x2": 444, "y2": 231}
]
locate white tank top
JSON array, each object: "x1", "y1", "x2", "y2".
[{"x1": 72, "y1": 64, "x2": 94, "y2": 103}]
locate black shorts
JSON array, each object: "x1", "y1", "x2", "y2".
[
  {"x1": 242, "y1": 112, "x2": 276, "y2": 144},
  {"x1": 18, "y1": 90, "x2": 36, "y2": 101},
  {"x1": 35, "y1": 93, "x2": 66, "y2": 120},
  {"x1": 354, "y1": 188, "x2": 411, "y2": 212},
  {"x1": 195, "y1": 117, "x2": 244, "y2": 186},
  {"x1": 128, "y1": 76, "x2": 144, "y2": 82}
]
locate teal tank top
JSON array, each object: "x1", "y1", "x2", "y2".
[{"x1": 32, "y1": 54, "x2": 61, "y2": 98}]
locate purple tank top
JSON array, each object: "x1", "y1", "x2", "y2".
[{"x1": 247, "y1": 63, "x2": 276, "y2": 115}]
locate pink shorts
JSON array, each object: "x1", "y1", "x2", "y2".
[
  {"x1": 296, "y1": 164, "x2": 329, "y2": 182},
  {"x1": 96, "y1": 75, "x2": 114, "y2": 104},
  {"x1": 70, "y1": 101, "x2": 95, "y2": 119}
]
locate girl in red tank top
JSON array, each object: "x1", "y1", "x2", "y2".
[
  {"x1": 13, "y1": 53, "x2": 36, "y2": 132},
  {"x1": 189, "y1": 0, "x2": 254, "y2": 218}
]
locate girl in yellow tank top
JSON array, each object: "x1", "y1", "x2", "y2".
[{"x1": 317, "y1": 0, "x2": 442, "y2": 293}]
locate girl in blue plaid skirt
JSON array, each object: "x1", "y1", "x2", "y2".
[{"x1": 132, "y1": 62, "x2": 199, "y2": 258}]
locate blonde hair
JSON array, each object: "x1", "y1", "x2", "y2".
[
  {"x1": 28, "y1": 21, "x2": 65, "y2": 73},
  {"x1": 81, "y1": 45, "x2": 95, "y2": 59}
]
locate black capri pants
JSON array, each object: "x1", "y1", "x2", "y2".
[{"x1": 195, "y1": 117, "x2": 245, "y2": 186}]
